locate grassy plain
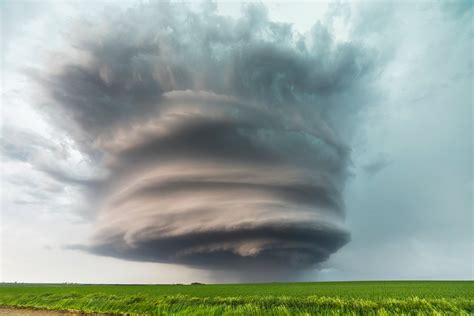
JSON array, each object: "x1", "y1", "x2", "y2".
[{"x1": 0, "y1": 281, "x2": 472, "y2": 315}]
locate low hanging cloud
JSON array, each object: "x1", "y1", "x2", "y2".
[{"x1": 25, "y1": 2, "x2": 379, "y2": 277}]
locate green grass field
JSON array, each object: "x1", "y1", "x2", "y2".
[{"x1": 0, "y1": 281, "x2": 472, "y2": 315}]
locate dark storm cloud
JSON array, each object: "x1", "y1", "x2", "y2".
[
  {"x1": 33, "y1": 3, "x2": 373, "y2": 144},
  {"x1": 25, "y1": 2, "x2": 378, "y2": 275},
  {"x1": 85, "y1": 222, "x2": 348, "y2": 269}
]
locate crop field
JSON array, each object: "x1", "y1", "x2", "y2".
[{"x1": 0, "y1": 281, "x2": 472, "y2": 315}]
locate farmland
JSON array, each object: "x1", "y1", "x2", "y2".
[{"x1": 0, "y1": 281, "x2": 472, "y2": 315}]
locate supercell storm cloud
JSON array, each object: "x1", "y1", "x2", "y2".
[{"x1": 33, "y1": 3, "x2": 376, "y2": 275}]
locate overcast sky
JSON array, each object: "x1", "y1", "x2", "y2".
[{"x1": 1, "y1": 0, "x2": 472, "y2": 283}]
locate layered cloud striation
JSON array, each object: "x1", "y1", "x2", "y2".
[{"x1": 34, "y1": 3, "x2": 376, "y2": 275}]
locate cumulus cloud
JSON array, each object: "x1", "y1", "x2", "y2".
[{"x1": 16, "y1": 2, "x2": 380, "y2": 278}]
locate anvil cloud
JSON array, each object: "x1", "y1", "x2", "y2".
[{"x1": 27, "y1": 2, "x2": 376, "y2": 276}]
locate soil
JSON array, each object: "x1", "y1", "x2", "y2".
[{"x1": 0, "y1": 307, "x2": 112, "y2": 315}]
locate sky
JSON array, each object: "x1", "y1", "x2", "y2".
[{"x1": 0, "y1": 0, "x2": 472, "y2": 283}]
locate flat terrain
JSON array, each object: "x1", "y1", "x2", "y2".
[
  {"x1": 0, "y1": 281, "x2": 472, "y2": 315},
  {"x1": 0, "y1": 307, "x2": 94, "y2": 315}
]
